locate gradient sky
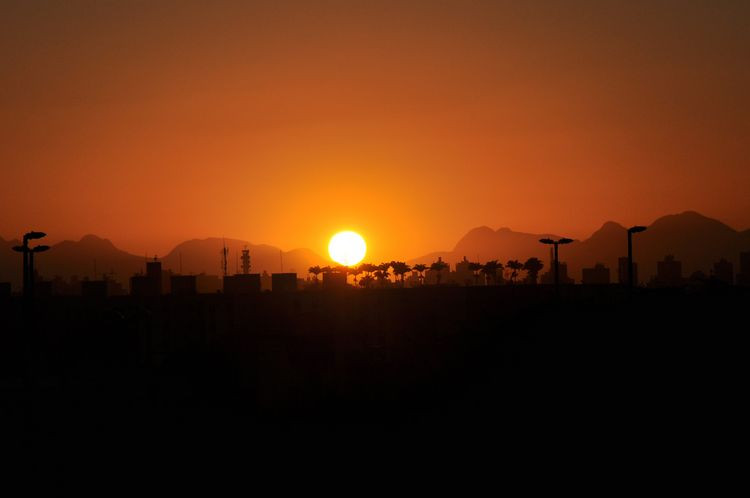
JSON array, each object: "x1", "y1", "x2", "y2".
[{"x1": 2, "y1": 0, "x2": 749, "y2": 262}]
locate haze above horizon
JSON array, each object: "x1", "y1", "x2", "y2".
[{"x1": 2, "y1": 1, "x2": 748, "y2": 262}]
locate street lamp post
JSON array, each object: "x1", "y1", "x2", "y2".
[
  {"x1": 539, "y1": 237, "x2": 573, "y2": 295},
  {"x1": 627, "y1": 226, "x2": 647, "y2": 290},
  {"x1": 11, "y1": 231, "x2": 48, "y2": 298}
]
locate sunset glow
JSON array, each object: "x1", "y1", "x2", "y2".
[{"x1": 328, "y1": 231, "x2": 367, "y2": 266}]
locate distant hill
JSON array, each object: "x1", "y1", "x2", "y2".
[
  {"x1": 3, "y1": 211, "x2": 749, "y2": 291},
  {"x1": 410, "y1": 211, "x2": 750, "y2": 283},
  {"x1": 0, "y1": 234, "x2": 327, "y2": 292}
]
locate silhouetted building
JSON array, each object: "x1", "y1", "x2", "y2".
[
  {"x1": 738, "y1": 252, "x2": 750, "y2": 286},
  {"x1": 654, "y1": 255, "x2": 683, "y2": 287},
  {"x1": 0, "y1": 282, "x2": 10, "y2": 298},
  {"x1": 196, "y1": 274, "x2": 221, "y2": 293},
  {"x1": 323, "y1": 271, "x2": 347, "y2": 289},
  {"x1": 582, "y1": 263, "x2": 610, "y2": 285},
  {"x1": 272, "y1": 273, "x2": 297, "y2": 292},
  {"x1": 425, "y1": 258, "x2": 450, "y2": 285},
  {"x1": 171, "y1": 275, "x2": 197, "y2": 295},
  {"x1": 540, "y1": 262, "x2": 574, "y2": 285},
  {"x1": 223, "y1": 274, "x2": 261, "y2": 295},
  {"x1": 618, "y1": 257, "x2": 638, "y2": 286},
  {"x1": 453, "y1": 257, "x2": 474, "y2": 286},
  {"x1": 261, "y1": 270, "x2": 272, "y2": 291},
  {"x1": 132, "y1": 258, "x2": 164, "y2": 297},
  {"x1": 711, "y1": 258, "x2": 733, "y2": 285}
]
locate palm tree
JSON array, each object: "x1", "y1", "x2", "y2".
[
  {"x1": 481, "y1": 260, "x2": 503, "y2": 285},
  {"x1": 308, "y1": 265, "x2": 322, "y2": 284},
  {"x1": 412, "y1": 264, "x2": 427, "y2": 285},
  {"x1": 390, "y1": 261, "x2": 411, "y2": 286},
  {"x1": 359, "y1": 274, "x2": 375, "y2": 288},
  {"x1": 468, "y1": 261, "x2": 483, "y2": 285},
  {"x1": 506, "y1": 259, "x2": 523, "y2": 284},
  {"x1": 348, "y1": 265, "x2": 363, "y2": 285},
  {"x1": 523, "y1": 257, "x2": 544, "y2": 284},
  {"x1": 430, "y1": 258, "x2": 449, "y2": 285},
  {"x1": 376, "y1": 263, "x2": 391, "y2": 286}
]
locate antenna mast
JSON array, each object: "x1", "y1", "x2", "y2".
[{"x1": 221, "y1": 238, "x2": 229, "y2": 277}]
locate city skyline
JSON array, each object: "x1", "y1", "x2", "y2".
[{"x1": 2, "y1": 1, "x2": 749, "y2": 263}]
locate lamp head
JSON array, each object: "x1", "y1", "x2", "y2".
[
  {"x1": 31, "y1": 245, "x2": 50, "y2": 253},
  {"x1": 628, "y1": 226, "x2": 647, "y2": 234},
  {"x1": 12, "y1": 245, "x2": 26, "y2": 253},
  {"x1": 539, "y1": 238, "x2": 554, "y2": 245},
  {"x1": 558, "y1": 238, "x2": 574, "y2": 245},
  {"x1": 24, "y1": 231, "x2": 47, "y2": 240}
]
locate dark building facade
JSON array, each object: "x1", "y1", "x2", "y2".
[
  {"x1": 223, "y1": 274, "x2": 261, "y2": 295},
  {"x1": 171, "y1": 275, "x2": 197, "y2": 295},
  {"x1": 272, "y1": 273, "x2": 297, "y2": 292},
  {"x1": 582, "y1": 263, "x2": 610, "y2": 285},
  {"x1": 655, "y1": 255, "x2": 683, "y2": 287},
  {"x1": 711, "y1": 258, "x2": 733, "y2": 285}
]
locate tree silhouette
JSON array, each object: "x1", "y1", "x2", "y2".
[
  {"x1": 468, "y1": 261, "x2": 483, "y2": 285},
  {"x1": 523, "y1": 257, "x2": 544, "y2": 284},
  {"x1": 348, "y1": 265, "x2": 363, "y2": 285},
  {"x1": 412, "y1": 264, "x2": 427, "y2": 285},
  {"x1": 308, "y1": 265, "x2": 322, "y2": 284},
  {"x1": 481, "y1": 260, "x2": 503, "y2": 285},
  {"x1": 429, "y1": 258, "x2": 449, "y2": 285},
  {"x1": 359, "y1": 274, "x2": 375, "y2": 288},
  {"x1": 506, "y1": 260, "x2": 523, "y2": 283},
  {"x1": 390, "y1": 261, "x2": 411, "y2": 286}
]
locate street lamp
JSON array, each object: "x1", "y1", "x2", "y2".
[
  {"x1": 12, "y1": 231, "x2": 48, "y2": 298},
  {"x1": 627, "y1": 226, "x2": 647, "y2": 290},
  {"x1": 539, "y1": 237, "x2": 574, "y2": 294}
]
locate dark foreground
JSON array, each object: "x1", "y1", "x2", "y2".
[{"x1": 1, "y1": 285, "x2": 746, "y2": 476}]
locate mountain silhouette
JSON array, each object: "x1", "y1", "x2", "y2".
[
  {"x1": 411, "y1": 211, "x2": 750, "y2": 283},
  {"x1": 0, "y1": 234, "x2": 327, "y2": 291},
  {"x1": 3, "y1": 211, "x2": 749, "y2": 291}
]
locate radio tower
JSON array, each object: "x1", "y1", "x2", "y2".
[
  {"x1": 240, "y1": 246, "x2": 251, "y2": 275},
  {"x1": 221, "y1": 238, "x2": 229, "y2": 277}
]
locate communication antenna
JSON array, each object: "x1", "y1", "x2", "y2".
[
  {"x1": 221, "y1": 238, "x2": 229, "y2": 277},
  {"x1": 241, "y1": 246, "x2": 251, "y2": 275}
]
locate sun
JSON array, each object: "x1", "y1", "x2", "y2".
[{"x1": 328, "y1": 231, "x2": 367, "y2": 266}]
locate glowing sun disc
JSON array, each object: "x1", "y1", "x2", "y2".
[{"x1": 328, "y1": 231, "x2": 367, "y2": 266}]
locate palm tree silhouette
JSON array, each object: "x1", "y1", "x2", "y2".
[
  {"x1": 481, "y1": 260, "x2": 503, "y2": 285},
  {"x1": 506, "y1": 260, "x2": 523, "y2": 283},
  {"x1": 430, "y1": 258, "x2": 449, "y2": 285},
  {"x1": 523, "y1": 257, "x2": 544, "y2": 284},
  {"x1": 348, "y1": 265, "x2": 363, "y2": 285},
  {"x1": 390, "y1": 261, "x2": 411, "y2": 286},
  {"x1": 468, "y1": 261, "x2": 483, "y2": 285},
  {"x1": 412, "y1": 264, "x2": 427, "y2": 285},
  {"x1": 308, "y1": 265, "x2": 322, "y2": 284}
]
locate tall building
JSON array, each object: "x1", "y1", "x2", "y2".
[
  {"x1": 711, "y1": 258, "x2": 733, "y2": 285},
  {"x1": 453, "y1": 256, "x2": 474, "y2": 286},
  {"x1": 617, "y1": 257, "x2": 638, "y2": 286},
  {"x1": 131, "y1": 257, "x2": 163, "y2": 297},
  {"x1": 582, "y1": 263, "x2": 610, "y2": 285},
  {"x1": 655, "y1": 255, "x2": 683, "y2": 287}
]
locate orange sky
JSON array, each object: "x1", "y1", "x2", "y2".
[{"x1": 2, "y1": 1, "x2": 749, "y2": 262}]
